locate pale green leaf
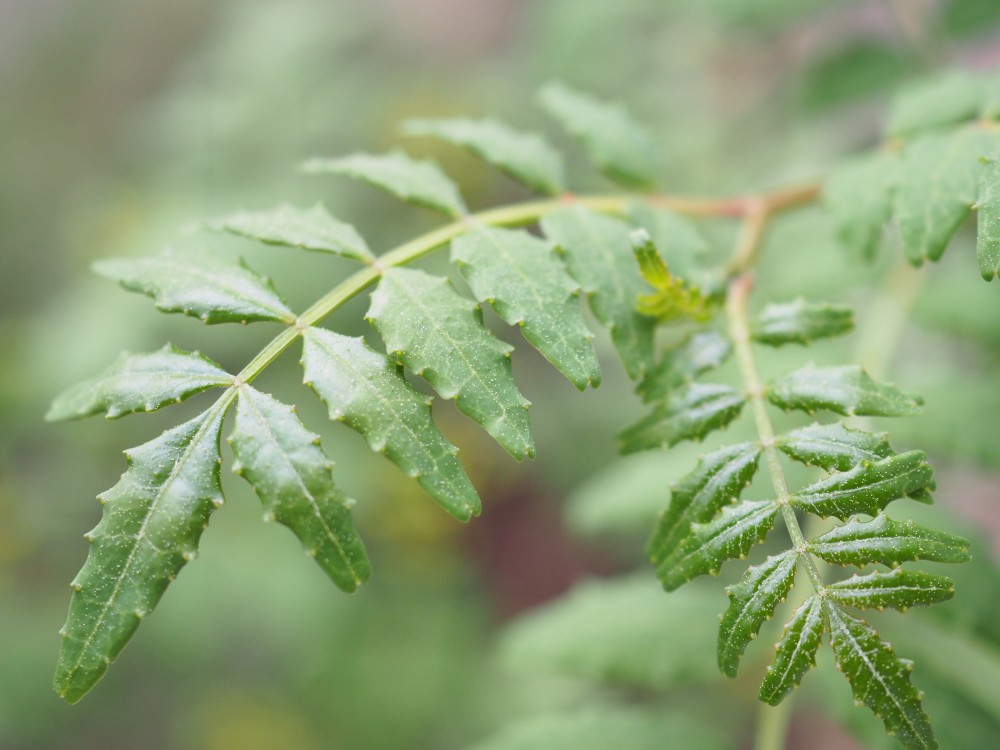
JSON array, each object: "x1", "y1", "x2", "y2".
[
  {"x1": 630, "y1": 229, "x2": 713, "y2": 322},
  {"x1": 637, "y1": 331, "x2": 731, "y2": 404},
  {"x1": 619, "y1": 383, "x2": 745, "y2": 454},
  {"x1": 766, "y1": 364, "x2": 923, "y2": 417},
  {"x1": 302, "y1": 150, "x2": 466, "y2": 217},
  {"x1": 300, "y1": 327, "x2": 481, "y2": 520},
  {"x1": 824, "y1": 150, "x2": 896, "y2": 260},
  {"x1": 791, "y1": 451, "x2": 933, "y2": 520},
  {"x1": 93, "y1": 253, "x2": 295, "y2": 324},
  {"x1": 230, "y1": 385, "x2": 370, "y2": 591},
  {"x1": 541, "y1": 206, "x2": 656, "y2": 379},
  {"x1": 647, "y1": 442, "x2": 760, "y2": 564},
  {"x1": 759, "y1": 596, "x2": 825, "y2": 705},
  {"x1": 751, "y1": 299, "x2": 854, "y2": 347},
  {"x1": 403, "y1": 117, "x2": 566, "y2": 195},
  {"x1": 54, "y1": 403, "x2": 228, "y2": 703},
  {"x1": 809, "y1": 514, "x2": 972, "y2": 568},
  {"x1": 718, "y1": 550, "x2": 798, "y2": 677},
  {"x1": 627, "y1": 203, "x2": 708, "y2": 280},
  {"x1": 976, "y1": 157, "x2": 1000, "y2": 281},
  {"x1": 206, "y1": 203, "x2": 372, "y2": 261},
  {"x1": 368, "y1": 268, "x2": 534, "y2": 460},
  {"x1": 46, "y1": 344, "x2": 232, "y2": 421},
  {"x1": 539, "y1": 82, "x2": 659, "y2": 189},
  {"x1": 826, "y1": 601, "x2": 937, "y2": 750},
  {"x1": 451, "y1": 226, "x2": 600, "y2": 390},
  {"x1": 886, "y1": 71, "x2": 984, "y2": 137},
  {"x1": 827, "y1": 569, "x2": 955, "y2": 611}
]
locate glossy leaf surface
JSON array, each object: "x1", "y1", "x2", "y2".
[
  {"x1": 619, "y1": 383, "x2": 745, "y2": 454},
  {"x1": 826, "y1": 569, "x2": 955, "y2": 611},
  {"x1": 767, "y1": 364, "x2": 923, "y2": 417},
  {"x1": 759, "y1": 596, "x2": 825, "y2": 705},
  {"x1": 750, "y1": 299, "x2": 854, "y2": 347},
  {"x1": 809, "y1": 514, "x2": 972, "y2": 567}
]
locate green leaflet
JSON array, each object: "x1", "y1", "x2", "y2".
[
  {"x1": 301, "y1": 150, "x2": 466, "y2": 218},
  {"x1": 790, "y1": 451, "x2": 933, "y2": 520},
  {"x1": 93, "y1": 254, "x2": 295, "y2": 325},
  {"x1": 750, "y1": 299, "x2": 854, "y2": 347},
  {"x1": 886, "y1": 71, "x2": 984, "y2": 137},
  {"x1": 627, "y1": 204, "x2": 707, "y2": 281},
  {"x1": 300, "y1": 327, "x2": 481, "y2": 520},
  {"x1": 637, "y1": 331, "x2": 732, "y2": 404},
  {"x1": 367, "y1": 267, "x2": 534, "y2": 460},
  {"x1": 826, "y1": 569, "x2": 955, "y2": 611},
  {"x1": 823, "y1": 150, "x2": 895, "y2": 260},
  {"x1": 619, "y1": 383, "x2": 746, "y2": 454},
  {"x1": 539, "y1": 82, "x2": 659, "y2": 190},
  {"x1": 893, "y1": 129, "x2": 1000, "y2": 264},
  {"x1": 759, "y1": 596, "x2": 825, "y2": 706},
  {"x1": 46, "y1": 344, "x2": 232, "y2": 421},
  {"x1": 541, "y1": 206, "x2": 656, "y2": 380},
  {"x1": 977, "y1": 157, "x2": 1000, "y2": 281},
  {"x1": 631, "y1": 229, "x2": 712, "y2": 322},
  {"x1": 655, "y1": 500, "x2": 779, "y2": 591},
  {"x1": 402, "y1": 117, "x2": 566, "y2": 195},
  {"x1": 54, "y1": 403, "x2": 228, "y2": 703},
  {"x1": 206, "y1": 203, "x2": 372, "y2": 261},
  {"x1": 230, "y1": 385, "x2": 370, "y2": 592},
  {"x1": 718, "y1": 550, "x2": 798, "y2": 677},
  {"x1": 826, "y1": 602, "x2": 937, "y2": 750},
  {"x1": 766, "y1": 364, "x2": 923, "y2": 417},
  {"x1": 809, "y1": 514, "x2": 972, "y2": 567},
  {"x1": 646, "y1": 442, "x2": 761, "y2": 564},
  {"x1": 450, "y1": 226, "x2": 600, "y2": 391}
]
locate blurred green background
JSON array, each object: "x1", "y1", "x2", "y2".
[{"x1": 2, "y1": 1, "x2": 1000, "y2": 748}]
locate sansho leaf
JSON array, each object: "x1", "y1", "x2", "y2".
[
  {"x1": 451, "y1": 226, "x2": 600, "y2": 391},
  {"x1": 886, "y1": 71, "x2": 984, "y2": 137},
  {"x1": 539, "y1": 82, "x2": 659, "y2": 189},
  {"x1": 541, "y1": 206, "x2": 656, "y2": 380},
  {"x1": 302, "y1": 150, "x2": 466, "y2": 218},
  {"x1": 637, "y1": 331, "x2": 731, "y2": 404},
  {"x1": 826, "y1": 569, "x2": 955, "y2": 611},
  {"x1": 824, "y1": 150, "x2": 896, "y2": 260},
  {"x1": 976, "y1": 157, "x2": 1000, "y2": 281},
  {"x1": 54, "y1": 404, "x2": 228, "y2": 703},
  {"x1": 206, "y1": 203, "x2": 372, "y2": 261},
  {"x1": 619, "y1": 382, "x2": 746, "y2": 454},
  {"x1": 766, "y1": 364, "x2": 923, "y2": 417},
  {"x1": 403, "y1": 117, "x2": 566, "y2": 195},
  {"x1": 93, "y1": 253, "x2": 295, "y2": 325},
  {"x1": 367, "y1": 267, "x2": 534, "y2": 460},
  {"x1": 826, "y1": 601, "x2": 937, "y2": 750},
  {"x1": 759, "y1": 596, "x2": 825, "y2": 706},
  {"x1": 647, "y1": 442, "x2": 761, "y2": 564},
  {"x1": 627, "y1": 203, "x2": 707, "y2": 280},
  {"x1": 750, "y1": 299, "x2": 854, "y2": 347},
  {"x1": 791, "y1": 450, "x2": 933, "y2": 520},
  {"x1": 808, "y1": 514, "x2": 972, "y2": 568},
  {"x1": 47, "y1": 344, "x2": 232, "y2": 421},
  {"x1": 718, "y1": 550, "x2": 798, "y2": 677},
  {"x1": 300, "y1": 327, "x2": 481, "y2": 520},
  {"x1": 230, "y1": 385, "x2": 370, "y2": 592}
]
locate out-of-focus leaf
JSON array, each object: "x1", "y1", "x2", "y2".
[
  {"x1": 824, "y1": 150, "x2": 896, "y2": 260},
  {"x1": 637, "y1": 331, "x2": 731, "y2": 404},
  {"x1": 766, "y1": 364, "x2": 923, "y2": 417},
  {"x1": 619, "y1": 382, "x2": 745, "y2": 454},
  {"x1": 751, "y1": 299, "x2": 854, "y2": 347},
  {"x1": 976, "y1": 157, "x2": 1000, "y2": 281},
  {"x1": 631, "y1": 229, "x2": 712, "y2": 322},
  {"x1": 627, "y1": 203, "x2": 707, "y2": 280},
  {"x1": 886, "y1": 71, "x2": 984, "y2": 137}
]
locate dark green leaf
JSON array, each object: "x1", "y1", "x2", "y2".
[
  {"x1": 886, "y1": 71, "x2": 984, "y2": 137},
  {"x1": 777, "y1": 422, "x2": 894, "y2": 472},
  {"x1": 54, "y1": 403, "x2": 228, "y2": 703},
  {"x1": 809, "y1": 514, "x2": 972, "y2": 568},
  {"x1": 824, "y1": 150, "x2": 895, "y2": 260},
  {"x1": 750, "y1": 299, "x2": 854, "y2": 347},
  {"x1": 637, "y1": 331, "x2": 732, "y2": 404},
  {"x1": 976, "y1": 157, "x2": 1000, "y2": 281},
  {"x1": 619, "y1": 382, "x2": 745, "y2": 454},
  {"x1": 451, "y1": 226, "x2": 600, "y2": 390},
  {"x1": 766, "y1": 364, "x2": 923, "y2": 417},
  {"x1": 403, "y1": 117, "x2": 566, "y2": 195},
  {"x1": 759, "y1": 596, "x2": 825, "y2": 705},
  {"x1": 718, "y1": 550, "x2": 798, "y2": 677},
  {"x1": 827, "y1": 569, "x2": 955, "y2": 611},
  {"x1": 300, "y1": 327, "x2": 481, "y2": 520},
  {"x1": 93, "y1": 253, "x2": 295, "y2": 325},
  {"x1": 230, "y1": 385, "x2": 370, "y2": 592},
  {"x1": 368, "y1": 268, "x2": 534, "y2": 460},
  {"x1": 46, "y1": 344, "x2": 232, "y2": 421}
]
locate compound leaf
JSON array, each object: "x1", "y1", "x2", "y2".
[
  {"x1": 886, "y1": 71, "x2": 984, "y2": 137},
  {"x1": 759, "y1": 596, "x2": 825, "y2": 705},
  {"x1": 977, "y1": 157, "x2": 1000, "y2": 281},
  {"x1": 230, "y1": 385, "x2": 370, "y2": 592},
  {"x1": 751, "y1": 299, "x2": 854, "y2": 347},
  {"x1": 809, "y1": 514, "x2": 972, "y2": 568},
  {"x1": 541, "y1": 206, "x2": 656, "y2": 379},
  {"x1": 766, "y1": 364, "x2": 923, "y2": 417},
  {"x1": 619, "y1": 382, "x2": 745, "y2": 454},
  {"x1": 47, "y1": 344, "x2": 232, "y2": 421},
  {"x1": 647, "y1": 442, "x2": 761, "y2": 563},
  {"x1": 93, "y1": 254, "x2": 295, "y2": 325},
  {"x1": 403, "y1": 117, "x2": 566, "y2": 195},
  {"x1": 300, "y1": 327, "x2": 481, "y2": 520},
  {"x1": 718, "y1": 550, "x2": 798, "y2": 677},
  {"x1": 791, "y1": 451, "x2": 933, "y2": 520},
  {"x1": 539, "y1": 82, "x2": 659, "y2": 190},
  {"x1": 637, "y1": 331, "x2": 732, "y2": 404},
  {"x1": 54, "y1": 403, "x2": 228, "y2": 703},
  {"x1": 206, "y1": 203, "x2": 372, "y2": 261},
  {"x1": 451, "y1": 226, "x2": 600, "y2": 390},
  {"x1": 826, "y1": 569, "x2": 955, "y2": 611},
  {"x1": 368, "y1": 267, "x2": 534, "y2": 460},
  {"x1": 826, "y1": 602, "x2": 937, "y2": 750},
  {"x1": 824, "y1": 150, "x2": 896, "y2": 260}
]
